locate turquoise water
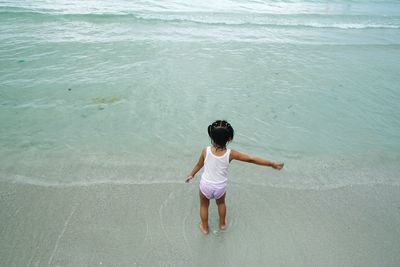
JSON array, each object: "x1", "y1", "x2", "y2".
[{"x1": 1, "y1": 0, "x2": 400, "y2": 189}]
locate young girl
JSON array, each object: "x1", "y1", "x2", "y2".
[{"x1": 185, "y1": 120, "x2": 284, "y2": 234}]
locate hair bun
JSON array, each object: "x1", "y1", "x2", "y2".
[{"x1": 207, "y1": 120, "x2": 234, "y2": 148}]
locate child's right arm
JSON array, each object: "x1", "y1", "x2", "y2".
[
  {"x1": 230, "y1": 149, "x2": 284, "y2": 170},
  {"x1": 185, "y1": 148, "x2": 206, "y2": 183}
]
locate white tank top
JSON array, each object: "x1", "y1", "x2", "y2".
[{"x1": 201, "y1": 146, "x2": 231, "y2": 184}]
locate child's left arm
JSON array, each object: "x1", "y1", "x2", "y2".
[{"x1": 185, "y1": 148, "x2": 206, "y2": 183}]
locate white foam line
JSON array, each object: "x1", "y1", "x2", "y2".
[
  {"x1": 229, "y1": 180, "x2": 400, "y2": 191},
  {"x1": 158, "y1": 191, "x2": 174, "y2": 248},
  {"x1": 3, "y1": 175, "x2": 186, "y2": 188},
  {"x1": 182, "y1": 215, "x2": 194, "y2": 263},
  {"x1": 47, "y1": 205, "x2": 77, "y2": 266},
  {"x1": 3, "y1": 175, "x2": 399, "y2": 190},
  {"x1": 144, "y1": 216, "x2": 150, "y2": 243}
]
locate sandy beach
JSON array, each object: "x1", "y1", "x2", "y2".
[{"x1": 1, "y1": 181, "x2": 399, "y2": 266}]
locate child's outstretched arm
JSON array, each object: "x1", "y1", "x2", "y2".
[
  {"x1": 185, "y1": 148, "x2": 206, "y2": 182},
  {"x1": 230, "y1": 149, "x2": 284, "y2": 170}
]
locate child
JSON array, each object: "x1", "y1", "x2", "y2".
[{"x1": 185, "y1": 120, "x2": 284, "y2": 234}]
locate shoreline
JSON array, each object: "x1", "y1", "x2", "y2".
[{"x1": 1, "y1": 181, "x2": 399, "y2": 266}]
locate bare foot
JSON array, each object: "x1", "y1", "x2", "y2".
[
  {"x1": 219, "y1": 219, "x2": 228, "y2": 230},
  {"x1": 199, "y1": 223, "x2": 209, "y2": 235}
]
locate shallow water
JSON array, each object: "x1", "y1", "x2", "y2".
[{"x1": 1, "y1": 0, "x2": 400, "y2": 189}]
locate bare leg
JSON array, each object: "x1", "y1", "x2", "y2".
[
  {"x1": 199, "y1": 190, "x2": 210, "y2": 234},
  {"x1": 216, "y1": 193, "x2": 227, "y2": 230}
]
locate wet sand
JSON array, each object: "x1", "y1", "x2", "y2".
[{"x1": 1, "y1": 181, "x2": 399, "y2": 266}]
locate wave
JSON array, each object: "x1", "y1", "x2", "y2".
[
  {"x1": 2, "y1": 174, "x2": 399, "y2": 191},
  {"x1": 1, "y1": 7, "x2": 399, "y2": 30},
  {"x1": 1, "y1": 148, "x2": 399, "y2": 190},
  {"x1": 1, "y1": 175, "x2": 184, "y2": 188}
]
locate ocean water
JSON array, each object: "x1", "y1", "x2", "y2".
[{"x1": 1, "y1": 0, "x2": 400, "y2": 189}]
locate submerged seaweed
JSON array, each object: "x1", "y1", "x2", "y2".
[{"x1": 92, "y1": 96, "x2": 123, "y2": 105}]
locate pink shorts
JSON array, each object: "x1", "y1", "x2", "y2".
[{"x1": 200, "y1": 178, "x2": 227, "y2": 200}]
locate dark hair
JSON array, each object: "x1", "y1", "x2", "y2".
[{"x1": 207, "y1": 120, "x2": 234, "y2": 149}]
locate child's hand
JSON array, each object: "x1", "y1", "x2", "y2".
[
  {"x1": 185, "y1": 175, "x2": 194, "y2": 183},
  {"x1": 272, "y1": 162, "x2": 284, "y2": 170}
]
